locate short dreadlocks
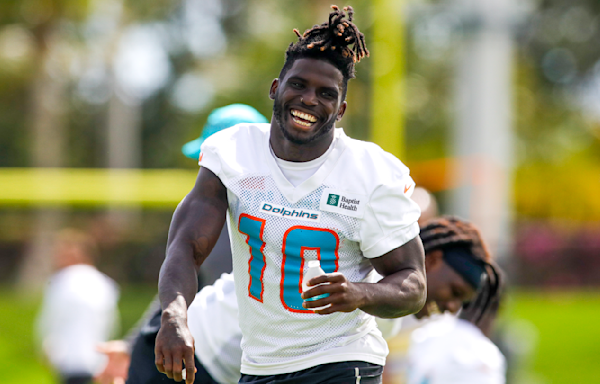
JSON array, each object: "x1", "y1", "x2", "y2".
[
  {"x1": 420, "y1": 216, "x2": 504, "y2": 326},
  {"x1": 279, "y1": 5, "x2": 369, "y2": 101}
]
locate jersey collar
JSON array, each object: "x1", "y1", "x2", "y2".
[{"x1": 264, "y1": 128, "x2": 348, "y2": 204}]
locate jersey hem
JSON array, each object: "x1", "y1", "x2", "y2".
[{"x1": 240, "y1": 353, "x2": 386, "y2": 376}]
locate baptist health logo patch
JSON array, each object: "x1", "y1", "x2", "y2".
[
  {"x1": 259, "y1": 201, "x2": 320, "y2": 223},
  {"x1": 319, "y1": 188, "x2": 366, "y2": 218},
  {"x1": 327, "y1": 194, "x2": 340, "y2": 206}
]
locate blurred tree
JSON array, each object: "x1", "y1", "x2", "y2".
[{"x1": 10, "y1": 0, "x2": 91, "y2": 292}]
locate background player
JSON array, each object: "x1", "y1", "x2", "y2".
[
  {"x1": 155, "y1": 5, "x2": 426, "y2": 384},
  {"x1": 36, "y1": 229, "x2": 119, "y2": 384},
  {"x1": 406, "y1": 217, "x2": 505, "y2": 384}
]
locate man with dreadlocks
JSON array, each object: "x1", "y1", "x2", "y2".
[
  {"x1": 416, "y1": 216, "x2": 502, "y2": 324},
  {"x1": 406, "y1": 216, "x2": 505, "y2": 384},
  {"x1": 155, "y1": 6, "x2": 426, "y2": 384}
]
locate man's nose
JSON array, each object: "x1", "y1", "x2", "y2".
[{"x1": 301, "y1": 90, "x2": 318, "y2": 106}]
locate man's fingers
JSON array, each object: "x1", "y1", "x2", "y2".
[
  {"x1": 155, "y1": 350, "x2": 166, "y2": 373},
  {"x1": 308, "y1": 273, "x2": 345, "y2": 286},
  {"x1": 163, "y1": 353, "x2": 174, "y2": 379},
  {"x1": 302, "y1": 281, "x2": 346, "y2": 299},
  {"x1": 96, "y1": 342, "x2": 110, "y2": 353},
  {"x1": 97, "y1": 340, "x2": 129, "y2": 354},
  {"x1": 172, "y1": 352, "x2": 184, "y2": 382},
  {"x1": 184, "y1": 350, "x2": 196, "y2": 384}
]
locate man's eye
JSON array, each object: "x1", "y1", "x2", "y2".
[
  {"x1": 322, "y1": 92, "x2": 335, "y2": 98},
  {"x1": 290, "y1": 82, "x2": 303, "y2": 88}
]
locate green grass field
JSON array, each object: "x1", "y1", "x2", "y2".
[
  {"x1": 0, "y1": 285, "x2": 156, "y2": 384},
  {"x1": 504, "y1": 291, "x2": 600, "y2": 384},
  {"x1": 0, "y1": 287, "x2": 597, "y2": 384}
]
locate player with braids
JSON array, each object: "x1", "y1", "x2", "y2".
[
  {"x1": 156, "y1": 5, "x2": 426, "y2": 384},
  {"x1": 283, "y1": 5, "x2": 368, "y2": 80},
  {"x1": 406, "y1": 217, "x2": 506, "y2": 384},
  {"x1": 273, "y1": 4, "x2": 369, "y2": 136},
  {"x1": 417, "y1": 216, "x2": 503, "y2": 328}
]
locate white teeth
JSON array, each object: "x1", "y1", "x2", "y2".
[
  {"x1": 292, "y1": 117, "x2": 312, "y2": 127},
  {"x1": 291, "y1": 109, "x2": 317, "y2": 123}
]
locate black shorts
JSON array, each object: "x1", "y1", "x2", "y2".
[
  {"x1": 239, "y1": 361, "x2": 383, "y2": 384},
  {"x1": 61, "y1": 374, "x2": 93, "y2": 384},
  {"x1": 126, "y1": 310, "x2": 218, "y2": 384}
]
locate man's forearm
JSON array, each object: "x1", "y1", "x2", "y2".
[
  {"x1": 158, "y1": 242, "x2": 199, "y2": 316},
  {"x1": 358, "y1": 269, "x2": 426, "y2": 319}
]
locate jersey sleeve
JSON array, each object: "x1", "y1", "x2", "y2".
[
  {"x1": 359, "y1": 172, "x2": 421, "y2": 258},
  {"x1": 198, "y1": 136, "x2": 223, "y2": 177}
]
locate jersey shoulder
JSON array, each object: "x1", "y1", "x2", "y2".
[
  {"x1": 200, "y1": 123, "x2": 271, "y2": 181},
  {"x1": 342, "y1": 135, "x2": 410, "y2": 177},
  {"x1": 333, "y1": 131, "x2": 414, "y2": 195}
]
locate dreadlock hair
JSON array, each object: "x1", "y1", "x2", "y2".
[
  {"x1": 419, "y1": 216, "x2": 504, "y2": 327},
  {"x1": 279, "y1": 5, "x2": 369, "y2": 101}
]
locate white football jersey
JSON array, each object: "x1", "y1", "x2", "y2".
[
  {"x1": 199, "y1": 123, "x2": 421, "y2": 375},
  {"x1": 188, "y1": 273, "x2": 241, "y2": 384},
  {"x1": 407, "y1": 314, "x2": 506, "y2": 384}
]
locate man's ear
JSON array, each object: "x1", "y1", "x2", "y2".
[
  {"x1": 269, "y1": 79, "x2": 279, "y2": 100},
  {"x1": 336, "y1": 101, "x2": 347, "y2": 122},
  {"x1": 425, "y1": 249, "x2": 444, "y2": 272}
]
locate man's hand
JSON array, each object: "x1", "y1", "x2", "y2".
[
  {"x1": 301, "y1": 272, "x2": 366, "y2": 314},
  {"x1": 303, "y1": 237, "x2": 426, "y2": 318},
  {"x1": 155, "y1": 311, "x2": 197, "y2": 384},
  {"x1": 95, "y1": 340, "x2": 131, "y2": 384}
]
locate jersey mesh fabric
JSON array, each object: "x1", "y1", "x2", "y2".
[
  {"x1": 199, "y1": 123, "x2": 420, "y2": 375},
  {"x1": 227, "y1": 174, "x2": 379, "y2": 366},
  {"x1": 188, "y1": 274, "x2": 242, "y2": 384}
]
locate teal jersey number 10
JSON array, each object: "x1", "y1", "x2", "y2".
[{"x1": 238, "y1": 214, "x2": 339, "y2": 313}]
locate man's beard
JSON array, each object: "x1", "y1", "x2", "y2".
[{"x1": 273, "y1": 98, "x2": 336, "y2": 145}]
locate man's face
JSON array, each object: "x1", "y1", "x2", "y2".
[
  {"x1": 415, "y1": 249, "x2": 477, "y2": 319},
  {"x1": 270, "y1": 58, "x2": 347, "y2": 145}
]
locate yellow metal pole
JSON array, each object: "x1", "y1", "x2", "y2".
[{"x1": 370, "y1": 0, "x2": 405, "y2": 160}]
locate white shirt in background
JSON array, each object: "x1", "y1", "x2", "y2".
[
  {"x1": 188, "y1": 273, "x2": 241, "y2": 384},
  {"x1": 407, "y1": 313, "x2": 506, "y2": 384},
  {"x1": 37, "y1": 265, "x2": 119, "y2": 376}
]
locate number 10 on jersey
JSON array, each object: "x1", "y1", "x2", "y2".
[{"x1": 238, "y1": 214, "x2": 339, "y2": 313}]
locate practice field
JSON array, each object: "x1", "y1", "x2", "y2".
[
  {"x1": 505, "y1": 291, "x2": 600, "y2": 384},
  {"x1": 0, "y1": 287, "x2": 597, "y2": 384}
]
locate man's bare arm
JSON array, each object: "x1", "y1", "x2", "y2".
[
  {"x1": 302, "y1": 236, "x2": 427, "y2": 318},
  {"x1": 155, "y1": 167, "x2": 228, "y2": 383}
]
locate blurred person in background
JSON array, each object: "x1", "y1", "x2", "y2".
[
  {"x1": 410, "y1": 187, "x2": 438, "y2": 227},
  {"x1": 95, "y1": 104, "x2": 268, "y2": 384},
  {"x1": 406, "y1": 303, "x2": 505, "y2": 384},
  {"x1": 406, "y1": 217, "x2": 505, "y2": 384},
  {"x1": 36, "y1": 228, "x2": 120, "y2": 384}
]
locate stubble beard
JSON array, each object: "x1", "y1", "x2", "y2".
[{"x1": 273, "y1": 97, "x2": 336, "y2": 146}]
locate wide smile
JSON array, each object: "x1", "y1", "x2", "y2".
[{"x1": 289, "y1": 109, "x2": 318, "y2": 130}]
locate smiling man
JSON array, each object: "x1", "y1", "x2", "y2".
[{"x1": 154, "y1": 6, "x2": 426, "y2": 384}]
